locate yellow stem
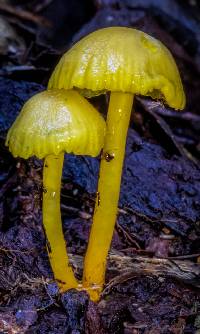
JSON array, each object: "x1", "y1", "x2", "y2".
[
  {"x1": 83, "y1": 92, "x2": 134, "y2": 301},
  {"x1": 43, "y1": 152, "x2": 78, "y2": 291}
]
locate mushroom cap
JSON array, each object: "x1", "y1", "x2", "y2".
[
  {"x1": 6, "y1": 89, "x2": 106, "y2": 159},
  {"x1": 48, "y1": 27, "x2": 185, "y2": 110}
]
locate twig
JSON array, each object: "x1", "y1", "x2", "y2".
[
  {"x1": 0, "y1": 247, "x2": 37, "y2": 254},
  {"x1": 0, "y1": 65, "x2": 35, "y2": 75},
  {"x1": 0, "y1": 65, "x2": 49, "y2": 75},
  {"x1": 61, "y1": 204, "x2": 92, "y2": 219},
  {"x1": 138, "y1": 98, "x2": 187, "y2": 156},
  {"x1": 34, "y1": 0, "x2": 54, "y2": 13},
  {"x1": 116, "y1": 222, "x2": 141, "y2": 249},
  {"x1": 166, "y1": 253, "x2": 200, "y2": 260},
  {"x1": 138, "y1": 98, "x2": 199, "y2": 165},
  {"x1": 68, "y1": 251, "x2": 200, "y2": 291},
  {"x1": 0, "y1": 3, "x2": 51, "y2": 27},
  {"x1": 151, "y1": 106, "x2": 200, "y2": 123}
]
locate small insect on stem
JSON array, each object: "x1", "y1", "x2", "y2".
[{"x1": 103, "y1": 151, "x2": 115, "y2": 162}]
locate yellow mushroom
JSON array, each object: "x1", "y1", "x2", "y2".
[
  {"x1": 48, "y1": 27, "x2": 186, "y2": 301},
  {"x1": 6, "y1": 89, "x2": 106, "y2": 293}
]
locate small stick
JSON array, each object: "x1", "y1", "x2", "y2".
[
  {"x1": 68, "y1": 251, "x2": 200, "y2": 290},
  {"x1": 0, "y1": 3, "x2": 51, "y2": 27}
]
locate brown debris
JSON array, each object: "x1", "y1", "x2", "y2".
[
  {"x1": 68, "y1": 251, "x2": 200, "y2": 290},
  {"x1": 0, "y1": 3, "x2": 51, "y2": 27}
]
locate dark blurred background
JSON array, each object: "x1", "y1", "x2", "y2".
[{"x1": 1, "y1": 0, "x2": 200, "y2": 85}]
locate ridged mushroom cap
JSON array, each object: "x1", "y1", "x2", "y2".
[
  {"x1": 6, "y1": 89, "x2": 106, "y2": 159},
  {"x1": 48, "y1": 27, "x2": 185, "y2": 110}
]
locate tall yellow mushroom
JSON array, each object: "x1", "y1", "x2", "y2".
[
  {"x1": 6, "y1": 89, "x2": 105, "y2": 292},
  {"x1": 48, "y1": 27, "x2": 186, "y2": 301}
]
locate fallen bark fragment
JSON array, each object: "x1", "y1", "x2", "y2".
[{"x1": 69, "y1": 251, "x2": 200, "y2": 291}]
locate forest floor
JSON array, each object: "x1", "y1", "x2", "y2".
[{"x1": 0, "y1": 1, "x2": 200, "y2": 333}]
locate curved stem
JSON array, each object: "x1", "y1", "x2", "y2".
[
  {"x1": 83, "y1": 92, "x2": 134, "y2": 301},
  {"x1": 43, "y1": 152, "x2": 78, "y2": 291}
]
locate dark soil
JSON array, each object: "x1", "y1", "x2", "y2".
[{"x1": 0, "y1": 1, "x2": 200, "y2": 333}]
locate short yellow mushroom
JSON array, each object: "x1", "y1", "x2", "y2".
[
  {"x1": 48, "y1": 27, "x2": 186, "y2": 301},
  {"x1": 6, "y1": 89, "x2": 106, "y2": 292}
]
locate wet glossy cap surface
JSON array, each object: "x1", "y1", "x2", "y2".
[
  {"x1": 6, "y1": 89, "x2": 106, "y2": 159},
  {"x1": 48, "y1": 27, "x2": 185, "y2": 110}
]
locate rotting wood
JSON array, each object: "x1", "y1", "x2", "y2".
[{"x1": 69, "y1": 251, "x2": 200, "y2": 292}]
